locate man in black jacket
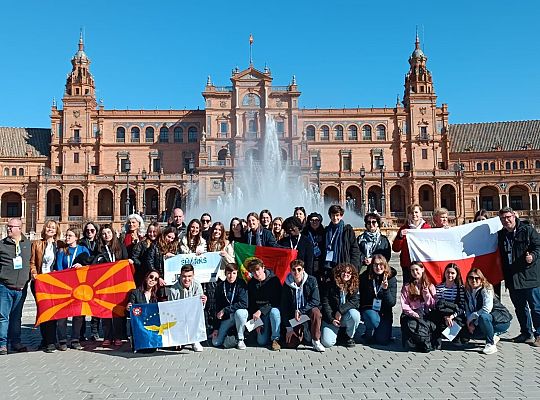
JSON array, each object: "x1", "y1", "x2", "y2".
[
  {"x1": 497, "y1": 207, "x2": 540, "y2": 346},
  {"x1": 211, "y1": 263, "x2": 249, "y2": 350},
  {"x1": 0, "y1": 218, "x2": 31, "y2": 354},
  {"x1": 324, "y1": 205, "x2": 361, "y2": 274},
  {"x1": 278, "y1": 217, "x2": 314, "y2": 274},
  {"x1": 247, "y1": 258, "x2": 282, "y2": 350},
  {"x1": 280, "y1": 260, "x2": 324, "y2": 351}
]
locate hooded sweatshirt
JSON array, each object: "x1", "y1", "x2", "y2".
[
  {"x1": 247, "y1": 268, "x2": 282, "y2": 315},
  {"x1": 280, "y1": 272, "x2": 320, "y2": 326}
]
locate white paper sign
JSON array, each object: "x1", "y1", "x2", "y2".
[
  {"x1": 164, "y1": 252, "x2": 222, "y2": 285},
  {"x1": 245, "y1": 318, "x2": 264, "y2": 332},
  {"x1": 289, "y1": 314, "x2": 311, "y2": 328},
  {"x1": 442, "y1": 321, "x2": 462, "y2": 341}
]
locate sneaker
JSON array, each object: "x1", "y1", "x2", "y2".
[
  {"x1": 343, "y1": 337, "x2": 356, "y2": 348},
  {"x1": 493, "y1": 336, "x2": 501, "y2": 346},
  {"x1": 237, "y1": 340, "x2": 247, "y2": 350},
  {"x1": 531, "y1": 336, "x2": 540, "y2": 348},
  {"x1": 89, "y1": 334, "x2": 100, "y2": 342},
  {"x1": 44, "y1": 344, "x2": 57, "y2": 353},
  {"x1": 271, "y1": 339, "x2": 281, "y2": 351},
  {"x1": 312, "y1": 339, "x2": 326, "y2": 352},
  {"x1": 102, "y1": 339, "x2": 111, "y2": 347},
  {"x1": 512, "y1": 333, "x2": 534, "y2": 344},
  {"x1": 192, "y1": 342, "x2": 203, "y2": 352},
  {"x1": 71, "y1": 341, "x2": 83, "y2": 350},
  {"x1": 483, "y1": 343, "x2": 498, "y2": 355},
  {"x1": 12, "y1": 343, "x2": 27, "y2": 352},
  {"x1": 0, "y1": 346, "x2": 7, "y2": 355},
  {"x1": 58, "y1": 343, "x2": 68, "y2": 351},
  {"x1": 113, "y1": 339, "x2": 123, "y2": 347}
]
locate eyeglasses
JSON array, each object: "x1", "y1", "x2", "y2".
[
  {"x1": 368, "y1": 220, "x2": 378, "y2": 225},
  {"x1": 341, "y1": 270, "x2": 352, "y2": 275},
  {"x1": 468, "y1": 276, "x2": 481, "y2": 281},
  {"x1": 7, "y1": 225, "x2": 21, "y2": 229},
  {"x1": 310, "y1": 219, "x2": 320, "y2": 223},
  {"x1": 86, "y1": 229, "x2": 96, "y2": 233},
  {"x1": 292, "y1": 267, "x2": 303, "y2": 273},
  {"x1": 148, "y1": 275, "x2": 159, "y2": 281}
]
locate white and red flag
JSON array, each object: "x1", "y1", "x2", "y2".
[{"x1": 406, "y1": 218, "x2": 504, "y2": 285}]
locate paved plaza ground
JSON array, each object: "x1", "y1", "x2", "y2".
[{"x1": 3, "y1": 257, "x2": 540, "y2": 400}]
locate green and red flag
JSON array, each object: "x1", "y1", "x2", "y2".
[
  {"x1": 34, "y1": 260, "x2": 135, "y2": 326},
  {"x1": 234, "y1": 242, "x2": 298, "y2": 283}
]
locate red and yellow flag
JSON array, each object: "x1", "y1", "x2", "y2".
[{"x1": 34, "y1": 260, "x2": 135, "y2": 325}]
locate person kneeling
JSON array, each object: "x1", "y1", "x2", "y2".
[
  {"x1": 281, "y1": 260, "x2": 325, "y2": 352},
  {"x1": 166, "y1": 264, "x2": 207, "y2": 352},
  {"x1": 321, "y1": 263, "x2": 361, "y2": 348},
  {"x1": 212, "y1": 263, "x2": 249, "y2": 350},
  {"x1": 463, "y1": 268, "x2": 512, "y2": 355},
  {"x1": 246, "y1": 258, "x2": 282, "y2": 351}
]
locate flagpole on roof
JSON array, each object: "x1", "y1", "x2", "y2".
[{"x1": 249, "y1": 33, "x2": 254, "y2": 66}]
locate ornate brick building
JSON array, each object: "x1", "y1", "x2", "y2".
[{"x1": 1, "y1": 34, "x2": 539, "y2": 234}]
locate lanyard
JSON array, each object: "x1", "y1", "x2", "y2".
[
  {"x1": 373, "y1": 279, "x2": 382, "y2": 296},
  {"x1": 224, "y1": 282, "x2": 237, "y2": 305},
  {"x1": 290, "y1": 234, "x2": 301, "y2": 250},
  {"x1": 308, "y1": 232, "x2": 317, "y2": 245},
  {"x1": 68, "y1": 245, "x2": 79, "y2": 268},
  {"x1": 15, "y1": 240, "x2": 21, "y2": 256},
  {"x1": 106, "y1": 245, "x2": 115, "y2": 262},
  {"x1": 328, "y1": 227, "x2": 339, "y2": 249}
]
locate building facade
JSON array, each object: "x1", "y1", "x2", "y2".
[{"x1": 1, "y1": 34, "x2": 540, "y2": 234}]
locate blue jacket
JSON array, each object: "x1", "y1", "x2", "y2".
[{"x1": 56, "y1": 245, "x2": 90, "y2": 271}]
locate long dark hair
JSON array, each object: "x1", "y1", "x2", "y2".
[
  {"x1": 228, "y1": 217, "x2": 243, "y2": 241},
  {"x1": 207, "y1": 222, "x2": 227, "y2": 251},
  {"x1": 333, "y1": 263, "x2": 359, "y2": 295},
  {"x1": 98, "y1": 224, "x2": 123, "y2": 259},
  {"x1": 186, "y1": 218, "x2": 203, "y2": 252},
  {"x1": 440, "y1": 263, "x2": 463, "y2": 287},
  {"x1": 140, "y1": 270, "x2": 159, "y2": 301}
]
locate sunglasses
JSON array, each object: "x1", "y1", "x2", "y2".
[
  {"x1": 202, "y1": 219, "x2": 211, "y2": 223},
  {"x1": 368, "y1": 220, "x2": 378, "y2": 225},
  {"x1": 148, "y1": 275, "x2": 159, "y2": 281},
  {"x1": 86, "y1": 229, "x2": 96, "y2": 233},
  {"x1": 292, "y1": 267, "x2": 304, "y2": 273},
  {"x1": 310, "y1": 219, "x2": 320, "y2": 223},
  {"x1": 7, "y1": 225, "x2": 21, "y2": 228},
  {"x1": 468, "y1": 276, "x2": 481, "y2": 281}
]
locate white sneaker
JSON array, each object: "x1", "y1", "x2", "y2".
[
  {"x1": 493, "y1": 335, "x2": 500, "y2": 345},
  {"x1": 237, "y1": 340, "x2": 246, "y2": 350},
  {"x1": 192, "y1": 342, "x2": 203, "y2": 352},
  {"x1": 482, "y1": 343, "x2": 498, "y2": 355},
  {"x1": 312, "y1": 339, "x2": 326, "y2": 352}
]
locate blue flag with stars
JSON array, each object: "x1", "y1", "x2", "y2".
[{"x1": 130, "y1": 297, "x2": 207, "y2": 351}]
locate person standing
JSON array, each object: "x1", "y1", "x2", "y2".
[
  {"x1": 0, "y1": 218, "x2": 31, "y2": 355},
  {"x1": 278, "y1": 217, "x2": 314, "y2": 275},
  {"x1": 169, "y1": 208, "x2": 187, "y2": 239},
  {"x1": 323, "y1": 205, "x2": 360, "y2": 277},
  {"x1": 497, "y1": 207, "x2": 540, "y2": 346},
  {"x1": 200, "y1": 213, "x2": 212, "y2": 242},
  {"x1": 432, "y1": 207, "x2": 450, "y2": 228},
  {"x1": 357, "y1": 213, "x2": 391, "y2": 275}
]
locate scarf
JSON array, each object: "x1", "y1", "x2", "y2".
[
  {"x1": 326, "y1": 220, "x2": 344, "y2": 264},
  {"x1": 359, "y1": 229, "x2": 381, "y2": 258},
  {"x1": 409, "y1": 218, "x2": 426, "y2": 229},
  {"x1": 248, "y1": 228, "x2": 263, "y2": 246}
]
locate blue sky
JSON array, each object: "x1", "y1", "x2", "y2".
[{"x1": 1, "y1": 1, "x2": 539, "y2": 127}]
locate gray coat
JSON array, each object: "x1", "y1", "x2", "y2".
[{"x1": 0, "y1": 234, "x2": 31, "y2": 289}]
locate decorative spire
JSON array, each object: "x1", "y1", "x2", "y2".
[
  {"x1": 264, "y1": 63, "x2": 269, "y2": 74},
  {"x1": 52, "y1": 97, "x2": 57, "y2": 107},
  {"x1": 249, "y1": 33, "x2": 254, "y2": 66},
  {"x1": 291, "y1": 75, "x2": 297, "y2": 85},
  {"x1": 79, "y1": 28, "x2": 84, "y2": 51},
  {"x1": 206, "y1": 75, "x2": 212, "y2": 86}
]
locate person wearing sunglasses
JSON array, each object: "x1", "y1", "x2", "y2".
[
  {"x1": 281, "y1": 259, "x2": 324, "y2": 351},
  {"x1": 463, "y1": 268, "x2": 512, "y2": 355},
  {"x1": 303, "y1": 212, "x2": 326, "y2": 282},
  {"x1": 357, "y1": 213, "x2": 391, "y2": 275},
  {"x1": 200, "y1": 213, "x2": 212, "y2": 242}
]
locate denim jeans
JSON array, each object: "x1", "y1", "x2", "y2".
[
  {"x1": 361, "y1": 309, "x2": 393, "y2": 344},
  {"x1": 470, "y1": 313, "x2": 511, "y2": 345},
  {"x1": 213, "y1": 309, "x2": 249, "y2": 346},
  {"x1": 0, "y1": 283, "x2": 26, "y2": 348},
  {"x1": 509, "y1": 287, "x2": 540, "y2": 337},
  {"x1": 321, "y1": 309, "x2": 361, "y2": 348},
  {"x1": 256, "y1": 307, "x2": 281, "y2": 345}
]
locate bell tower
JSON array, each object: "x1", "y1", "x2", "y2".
[
  {"x1": 403, "y1": 32, "x2": 435, "y2": 107},
  {"x1": 64, "y1": 31, "x2": 96, "y2": 103}
]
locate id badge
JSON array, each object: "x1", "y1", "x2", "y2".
[
  {"x1": 325, "y1": 251, "x2": 334, "y2": 262},
  {"x1": 13, "y1": 256, "x2": 23, "y2": 270},
  {"x1": 372, "y1": 299, "x2": 382, "y2": 311}
]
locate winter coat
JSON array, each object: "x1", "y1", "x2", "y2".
[
  {"x1": 497, "y1": 219, "x2": 540, "y2": 290},
  {"x1": 0, "y1": 234, "x2": 31, "y2": 289},
  {"x1": 324, "y1": 224, "x2": 361, "y2": 271},
  {"x1": 357, "y1": 232, "x2": 392, "y2": 266},
  {"x1": 244, "y1": 228, "x2": 278, "y2": 247},
  {"x1": 321, "y1": 282, "x2": 360, "y2": 324},
  {"x1": 280, "y1": 273, "x2": 320, "y2": 326},
  {"x1": 278, "y1": 234, "x2": 314, "y2": 274},
  {"x1": 128, "y1": 288, "x2": 158, "y2": 305},
  {"x1": 359, "y1": 267, "x2": 397, "y2": 319},
  {"x1": 247, "y1": 268, "x2": 282, "y2": 315},
  {"x1": 30, "y1": 239, "x2": 65, "y2": 276},
  {"x1": 214, "y1": 279, "x2": 249, "y2": 329}
]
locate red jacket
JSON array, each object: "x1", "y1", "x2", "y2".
[{"x1": 392, "y1": 222, "x2": 431, "y2": 269}]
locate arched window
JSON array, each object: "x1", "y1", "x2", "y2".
[
  {"x1": 476, "y1": 163, "x2": 482, "y2": 171},
  {"x1": 536, "y1": 160, "x2": 540, "y2": 169},
  {"x1": 483, "y1": 162, "x2": 489, "y2": 171},
  {"x1": 306, "y1": 126, "x2": 315, "y2": 141},
  {"x1": 519, "y1": 160, "x2": 525, "y2": 169},
  {"x1": 159, "y1": 127, "x2": 169, "y2": 143},
  {"x1": 174, "y1": 127, "x2": 183, "y2": 143},
  {"x1": 334, "y1": 125, "x2": 343, "y2": 141},
  {"x1": 512, "y1": 161, "x2": 518, "y2": 169},
  {"x1": 18, "y1": 168, "x2": 24, "y2": 176},
  {"x1": 188, "y1": 127, "x2": 198, "y2": 143},
  {"x1": 116, "y1": 127, "x2": 126, "y2": 143},
  {"x1": 242, "y1": 93, "x2": 261, "y2": 107},
  {"x1": 145, "y1": 127, "x2": 154, "y2": 143},
  {"x1": 11, "y1": 168, "x2": 16, "y2": 176},
  {"x1": 3, "y1": 168, "x2": 9, "y2": 176},
  {"x1": 505, "y1": 161, "x2": 511, "y2": 170},
  {"x1": 490, "y1": 162, "x2": 495, "y2": 171},
  {"x1": 130, "y1": 127, "x2": 140, "y2": 142},
  {"x1": 321, "y1": 125, "x2": 329, "y2": 141},
  {"x1": 348, "y1": 125, "x2": 358, "y2": 140},
  {"x1": 362, "y1": 125, "x2": 372, "y2": 140},
  {"x1": 376, "y1": 125, "x2": 386, "y2": 140}
]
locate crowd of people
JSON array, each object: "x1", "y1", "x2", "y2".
[{"x1": 0, "y1": 203, "x2": 539, "y2": 356}]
